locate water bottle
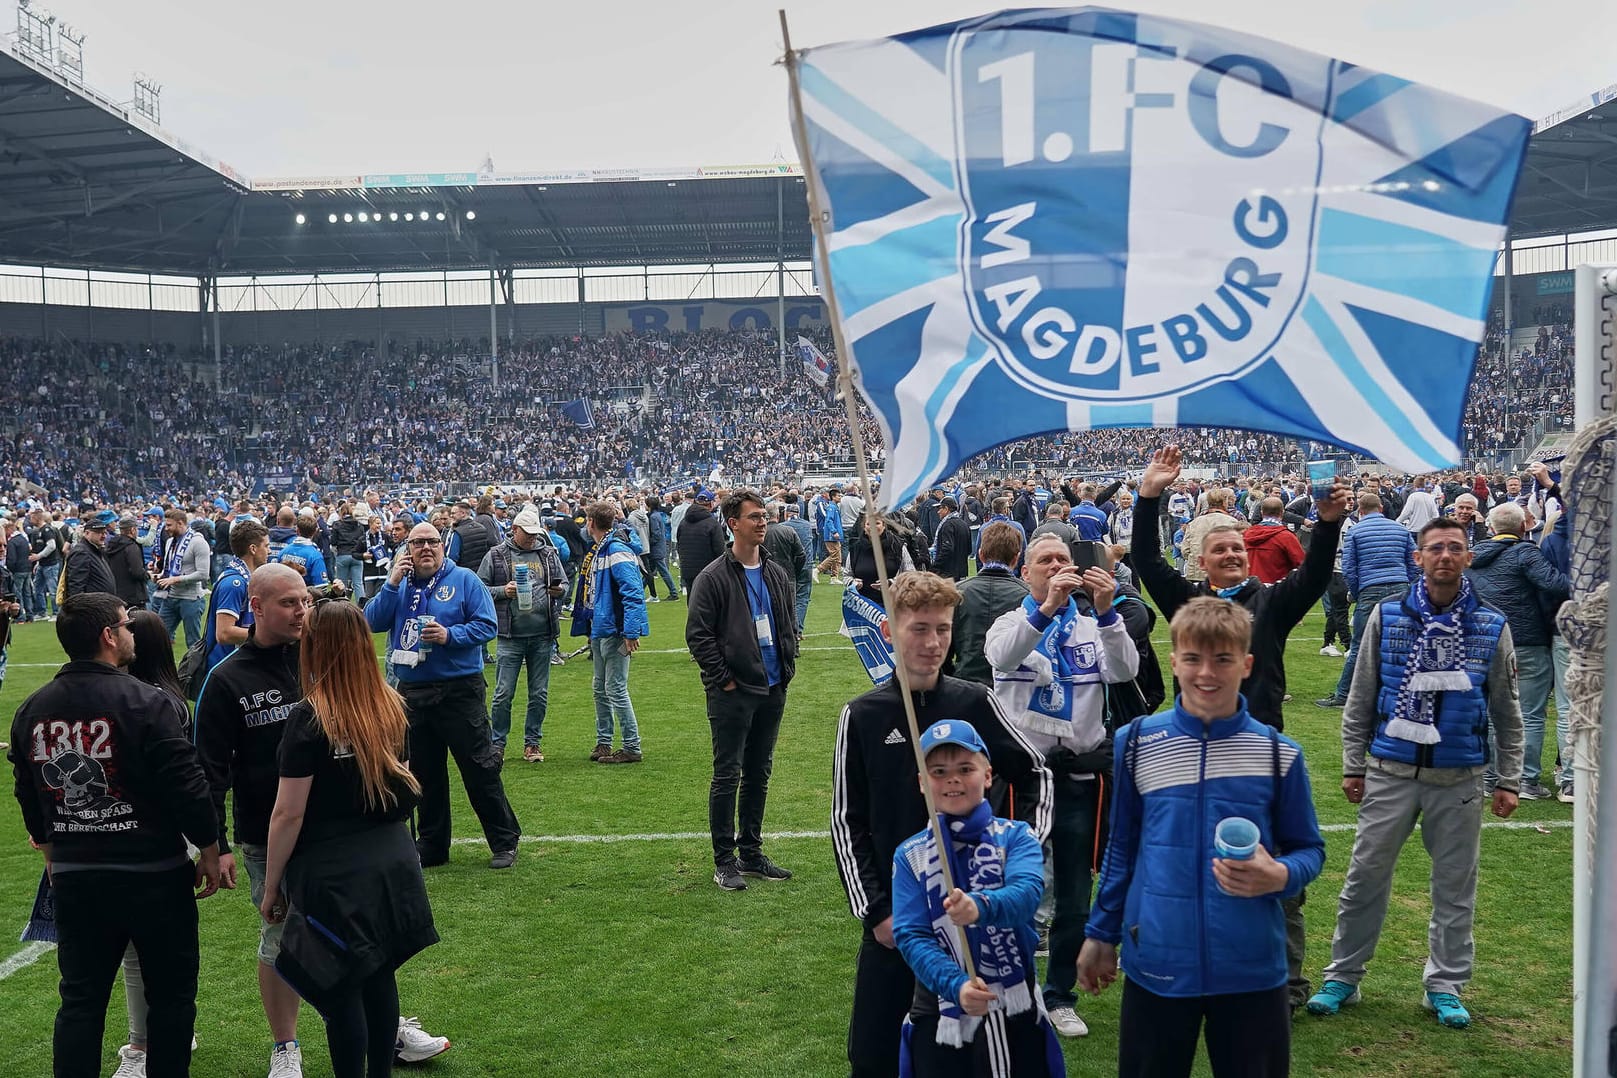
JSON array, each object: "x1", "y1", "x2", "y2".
[{"x1": 515, "y1": 562, "x2": 533, "y2": 612}]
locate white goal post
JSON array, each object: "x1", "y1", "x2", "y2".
[{"x1": 1570, "y1": 263, "x2": 1616, "y2": 1078}]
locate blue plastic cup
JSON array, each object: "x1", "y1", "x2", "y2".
[
  {"x1": 1306, "y1": 459, "x2": 1337, "y2": 501},
  {"x1": 1214, "y1": 816, "x2": 1260, "y2": 861},
  {"x1": 417, "y1": 614, "x2": 436, "y2": 655}
]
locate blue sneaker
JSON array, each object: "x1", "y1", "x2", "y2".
[
  {"x1": 1305, "y1": 980, "x2": 1362, "y2": 1015},
  {"x1": 1424, "y1": 991, "x2": 1470, "y2": 1028}
]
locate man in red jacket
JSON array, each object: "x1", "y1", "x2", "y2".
[{"x1": 1243, "y1": 497, "x2": 1305, "y2": 584}]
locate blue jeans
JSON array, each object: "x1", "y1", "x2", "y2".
[
  {"x1": 35, "y1": 562, "x2": 59, "y2": 616},
  {"x1": 17, "y1": 570, "x2": 40, "y2": 619},
  {"x1": 156, "y1": 595, "x2": 205, "y2": 649},
  {"x1": 645, "y1": 555, "x2": 678, "y2": 598},
  {"x1": 591, "y1": 635, "x2": 640, "y2": 752},
  {"x1": 333, "y1": 554, "x2": 366, "y2": 600},
  {"x1": 1511, "y1": 644, "x2": 1554, "y2": 787},
  {"x1": 794, "y1": 580, "x2": 811, "y2": 637},
  {"x1": 1333, "y1": 582, "x2": 1410, "y2": 700},
  {"x1": 490, "y1": 635, "x2": 554, "y2": 747},
  {"x1": 1553, "y1": 635, "x2": 1572, "y2": 789}
]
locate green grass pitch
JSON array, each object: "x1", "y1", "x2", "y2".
[{"x1": 0, "y1": 584, "x2": 1573, "y2": 1076}]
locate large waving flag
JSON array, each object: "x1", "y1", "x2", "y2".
[{"x1": 790, "y1": 8, "x2": 1530, "y2": 509}]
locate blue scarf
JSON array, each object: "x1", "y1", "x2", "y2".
[
  {"x1": 399, "y1": 561, "x2": 452, "y2": 653},
  {"x1": 918, "y1": 800, "x2": 1032, "y2": 1047},
  {"x1": 164, "y1": 529, "x2": 195, "y2": 578},
  {"x1": 840, "y1": 583, "x2": 895, "y2": 686},
  {"x1": 1016, "y1": 594, "x2": 1102, "y2": 736},
  {"x1": 1385, "y1": 576, "x2": 1475, "y2": 745}
]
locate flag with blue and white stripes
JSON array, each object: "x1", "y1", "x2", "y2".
[{"x1": 791, "y1": 8, "x2": 1530, "y2": 510}]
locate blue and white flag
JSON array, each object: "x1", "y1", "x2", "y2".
[
  {"x1": 791, "y1": 8, "x2": 1530, "y2": 509},
  {"x1": 840, "y1": 584, "x2": 896, "y2": 686},
  {"x1": 560, "y1": 398, "x2": 596, "y2": 430},
  {"x1": 797, "y1": 334, "x2": 833, "y2": 386}
]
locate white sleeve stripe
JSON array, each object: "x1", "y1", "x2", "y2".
[
  {"x1": 830, "y1": 704, "x2": 870, "y2": 921},
  {"x1": 987, "y1": 690, "x2": 1054, "y2": 842}
]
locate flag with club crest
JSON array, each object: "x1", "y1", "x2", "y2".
[{"x1": 789, "y1": 7, "x2": 1530, "y2": 510}]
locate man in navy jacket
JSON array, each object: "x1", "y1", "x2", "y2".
[{"x1": 367, "y1": 522, "x2": 519, "y2": 869}]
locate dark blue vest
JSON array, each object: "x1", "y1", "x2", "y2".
[{"x1": 1369, "y1": 594, "x2": 1506, "y2": 769}]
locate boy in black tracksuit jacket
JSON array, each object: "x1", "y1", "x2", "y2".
[
  {"x1": 9, "y1": 609, "x2": 221, "y2": 1078},
  {"x1": 833, "y1": 649, "x2": 1053, "y2": 1078}
]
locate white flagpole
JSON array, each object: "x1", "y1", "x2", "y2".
[{"x1": 780, "y1": 9, "x2": 978, "y2": 981}]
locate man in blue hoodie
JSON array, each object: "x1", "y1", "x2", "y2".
[
  {"x1": 571, "y1": 502, "x2": 649, "y2": 764},
  {"x1": 367, "y1": 521, "x2": 520, "y2": 869}
]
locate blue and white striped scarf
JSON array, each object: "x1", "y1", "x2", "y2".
[{"x1": 919, "y1": 800, "x2": 1032, "y2": 1047}]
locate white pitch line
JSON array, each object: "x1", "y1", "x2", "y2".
[
  {"x1": 450, "y1": 819, "x2": 1572, "y2": 847},
  {"x1": 0, "y1": 940, "x2": 54, "y2": 980}
]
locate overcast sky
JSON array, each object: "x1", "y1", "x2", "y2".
[{"x1": 34, "y1": 0, "x2": 1617, "y2": 179}]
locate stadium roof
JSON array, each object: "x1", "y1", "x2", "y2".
[{"x1": 0, "y1": 32, "x2": 1613, "y2": 277}]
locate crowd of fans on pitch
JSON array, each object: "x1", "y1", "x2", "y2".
[{"x1": 0, "y1": 319, "x2": 1575, "y2": 506}]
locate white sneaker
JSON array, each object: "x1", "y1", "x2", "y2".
[
  {"x1": 1048, "y1": 1005, "x2": 1089, "y2": 1038},
  {"x1": 1320, "y1": 644, "x2": 1345, "y2": 658},
  {"x1": 111, "y1": 1044, "x2": 147, "y2": 1078},
  {"x1": 396, "y1": 1016, "x2": 452, "y2": 1062},
  {"x1": 812, "y1": 568, "x2": 821, "y2": 583},
  {"x1": 268, "y1": 1042, "x2": 303, "y2": 1078}
]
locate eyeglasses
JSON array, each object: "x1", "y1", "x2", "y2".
[
  {"x1": 738, "y1": 512, "x2": 769, "y2": 523},
  {"x1": 407, "y1": 537, "x2": 443, "y2": 548},
  {"x1": 105, "y1": 618, "x2": 133, "y2": 632},
  {"x1": 1420, "y1": 542, "x2": 1468, "y2": 555}
]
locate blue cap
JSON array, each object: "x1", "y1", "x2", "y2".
[
  {"x1": 84, "y1": 509, "x2": 119, "y2": 529},
  {"x1": 213, "y1": 497, "x2": 230, "y2": 511},
  {"x1": 919, "y1": 720, "x2": 989, "y2": 761},
  {"x1": 145, "y1": 506, "x2": 164, "y2": 517},
  {"x1": 696, "y1": 489, "x2": 715, "y2": 502}
]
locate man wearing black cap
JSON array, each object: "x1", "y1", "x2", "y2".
[
  {"x1": 64, "y1": 509, "x2": 119, "y2": 600},
  {"x1": 105, "y1": 516, "x2": 151, "y2": 611}
]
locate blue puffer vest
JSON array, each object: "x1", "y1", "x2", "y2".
[{"x1": 1369, "y1": 592, "x2": 1506, "y2": 769}]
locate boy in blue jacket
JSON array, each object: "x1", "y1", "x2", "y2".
[
  {"x1": 892, "y1": 720, "x2": 1062, "y2": 1078},
  {"x1": 1078, "y1": 597, "x2": 1325, "y2": 1077}
]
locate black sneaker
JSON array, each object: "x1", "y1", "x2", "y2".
[
  {"x1": 739, "y1": 855, "x2": 793, "y2": 882},
  {"x1": 489, "y1": 848, "x2": 517, "y2": 870},
  {"x1": 1314, "y1": 696, "x2": 1345, "y2": 708},
  {"x1": 714, "y1": 863, "x2": 749, "y2": 891}
]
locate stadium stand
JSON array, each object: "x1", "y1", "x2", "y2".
[{"x1": 0, "y1": 325, "x2": 1574, "y2": 503}]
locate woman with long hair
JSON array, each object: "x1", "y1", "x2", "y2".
[
  {"x1": 259, "y1": 600, "x2": 437, "y2": 1078},
  {"x1": 128, "y1": 608, "x2": 185, "y2": 705}
]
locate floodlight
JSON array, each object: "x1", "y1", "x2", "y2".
[
  {"x1": 389, "y1": 212, "x2": 399, "y2": 221},
  {"x1": 435, "y1": 211, "x2": 445, "y2": 221},
  {"x1": 419, "y1": 209, "x2": 429, "y2": 219},
  {"x1": 328, "y1": 213, "x2": 337, "y2": 223},
  {"x1": 404, "y1": 213, "x2": 413, "y2": 221},
  {"x1": 295, "y1": 213, "x2": 306, "y2": 225},
  {"x1": 465, "y1": 210, "x2": 476, "y2": 220},
  {"x1": 343, "y1": 213, "x2": 353, "y2": 222},
  {"x1": 358, "y1": 211, "x2": 369, "y2": 222}
]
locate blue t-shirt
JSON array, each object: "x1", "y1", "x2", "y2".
[
  {"x1": 743, "y1": 564, "x2": 781, "y2": 687},
  {"x1": 204, "y1": 565, "x2": 252, "y2": 671},
  {"x1": 276, "y1": 537, "x2": 330, "y2": 585}
]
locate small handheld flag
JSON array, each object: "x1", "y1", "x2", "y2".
[
  {"x1": 797, "y1": 335, "x2": 833, "y2": 387},
  {"x1": 790, "y1": 7, "x2": 1530, "y2": 509}
]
